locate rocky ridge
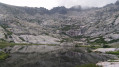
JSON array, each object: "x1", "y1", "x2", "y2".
[
  {"x1": 0, "y1": 1, "x2": 119, "y2": 67},
  {"x1": 0, "y1": 2, "x2": 119, "y2": 44}
]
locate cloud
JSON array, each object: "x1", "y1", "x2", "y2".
[
  {"x1": 0, "y1": 0, "x2": 117, "y2": 9},
  {"x1": 59, "y1": 0, "x2": 117, "y2": 8}
]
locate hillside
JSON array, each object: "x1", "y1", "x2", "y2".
[
  {"x1": 0, "y1": 1, "x2": 119, "y2": 67},
  {"x1": 0, "y1": 2, "x2": 119, "y2": 45}
]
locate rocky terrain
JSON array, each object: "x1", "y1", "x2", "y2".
[
  {"x1": 0, "y1": 1, "x2": 119, "y2": 67},
  {"x1": 97, "y1": 60, "x2": 119, "y2": 67},
  {"x1": 0, "y1": 1, "x2": 119, "y2": 45},
  {"x1": 0, "y1": 1, "x2": 119, "y2": 44}
]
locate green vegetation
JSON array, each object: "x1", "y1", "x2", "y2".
[
  {"x1": 60, "y1": 38, "x2": 73, "y2": 43},
  {"x1": 88, "y1": 36, "x2": 107, "y2": 45},
  {"x1": 73, "y1": 36, "x2": 88, "y2": 39},
  {"x1": 0, "y1": 52, "x2": 9, "y2": 60},
  {"x1": 1, "y1": 25, "x2": 12, "y2": 35},
  {"x1": 1, "y1": 25, "x2": 13, "y2": 39},
  {"x1": 61, "y1": 25, "x2": 72, "y2": 31},
  {"x1": 73, "y1": 48, "x2": 81, "y2": 52},
  {"x1": 75, "y1": 64, "x2": 101, "y2": 67},
  {"x1": 75, "y1": 44, "x2": 81, "y2": 47},
  {"x1": 60, "y1": 35, "x2": 88, "y2": 43},
  {"x1": 106, "y1": 51, "x2": 119, "y2": 55},
  {"x1": 28, "y1": 19, "x2": 42, "y2": 23},
  {"x1": 5, "y1": 30, "x2": 13, "y2": 36},
  {"x1": 87, "y1": 48, "x2": 92, "y2": 53},
  {"x1": 0, "y1": 42, "x2": 28, "y2": 48},
  {"x1": 44, "y1": 32, "x2": 49, "y2": 35},
  {"x1": 102, "y1": 44, "x2": 111, "y2": 48},
  {"x1": 88, "y1": 36, "x2": 119, "y2": 45},
  {"x1": 108, "y1": 39, "x2": 119, "y2": 44},
  {"x1": 19, "y1": 37, "x2": 25, "y2": 41},
  {"x1": 87, "y1": 36, "x2": 119, "y2": 48},
  {"x1": 90, "y1": 45, "x2": 102, "y2": 49}
]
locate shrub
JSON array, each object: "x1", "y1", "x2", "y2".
[
  {"x1": 73, "y1": 49, "x2": 81, "y2": 52},
  {"x1": 106, "y1": 51, "x2": 119, "y2": 55},
  {"x1": 88, "y1": 36, "x2": 107, "y2": 45},
  {"x1": 0, "y1": 52, "x2": 9, "y2": 60},
  {"x1": 102, "y1": 45, "x2": 111, "y2": 48},
  {"x1": 87, "y1": 48, "x2": 92, "y2": 53},
  {"x1": 61, "y1": 25, "x2": 71, "y2": 31},
  {"x1": 75, "y1": 44, "x2": 80, "y2": 47}
]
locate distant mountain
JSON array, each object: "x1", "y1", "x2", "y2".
[
  {"x1": 0, "y1": 1, "x2": 119, "y2": 44},
  {"x1": 0, "y1": 2, "x2": 83, "y2": 15},
  {"x1": 69, "y1": 5, "x2": 82, "y2": 11},
  {"x1": 50, "y1": 6, "x2": 68, "y2": 14},
  {"x1": 0, "y1": 1, "x2": 119, "y2": 67},
  {"x1": 115, "y1": 1, "x2": 119, "y2": 5}
]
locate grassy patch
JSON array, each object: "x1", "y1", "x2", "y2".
[
  {"x1": 90, "y1": 45, "x2": 102, "y2": 49},
  {"x1": 1, "y1": 25, "x2": 12, "y2": 36},
  {"x1": 102, "y1": 44, "x2": 111, "y2": 48},
  {"x1": 106, "y1": 51, "x2": 119, "y2": 55},
  {"x1": 60, "y1": 38, "x2": 73, "y2": 43},
  {"x1": 0, "y1": 42, "x2": 28, "y2": 48},
  {"x1": 0, "y1": 52, "x2": 9, "y2": 60},
  {"x1": 108, "y1": 39, "x2": 119, "y2": 44},
  {"x1": 88, "y1": 36, "x2": 107, "y2": 45},
  {"x1": 1, "y1": 24, "x2": 13, "y2": 39},
  {"x1": 75, "y1": 44, "x2": 81, "y2": 47}
]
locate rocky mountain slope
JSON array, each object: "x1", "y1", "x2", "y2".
[
  {"x1": 0, "y1": 1, "x2": 119, "y2": 67},
  {"x1": 0, "y1": 1, "x2": 119, "y2": 45}
]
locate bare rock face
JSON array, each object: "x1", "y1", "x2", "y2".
[
  {"x1": 11, "y1": 35, "x2": 60, "y2": 44},
  {"x1": 0, "y1": 49, "x2": 3, "y2": 52},
  {"x1": 104, "y1": 33, "x2": 119, "y2": 40},
  {"x1": 0, "y1": 26, "x2": 5, "y2": 38},
  {"x1": 97, "y1": 60, "x2": 119, "y2": 67},
  {"x1": 20, "y1": 35, "x2": 60, "y2": 44},
  {"x1": 93, "y1": 48, "x2": 119, "y2": 53},
  {"x1": 114, "y1": 17, "x2": 119, "y2": 25}
]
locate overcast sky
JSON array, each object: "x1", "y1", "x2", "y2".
[{"x1": 0, "y1": 0, "x2": 117, "y2": 9}]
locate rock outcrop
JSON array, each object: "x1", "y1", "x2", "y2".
[
  {"x1": 11, "y1": 35, "x2": 60, "y2": 44},
  {"x1": 0, "y1": 2, "x2": 119, "y2": 44}
]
